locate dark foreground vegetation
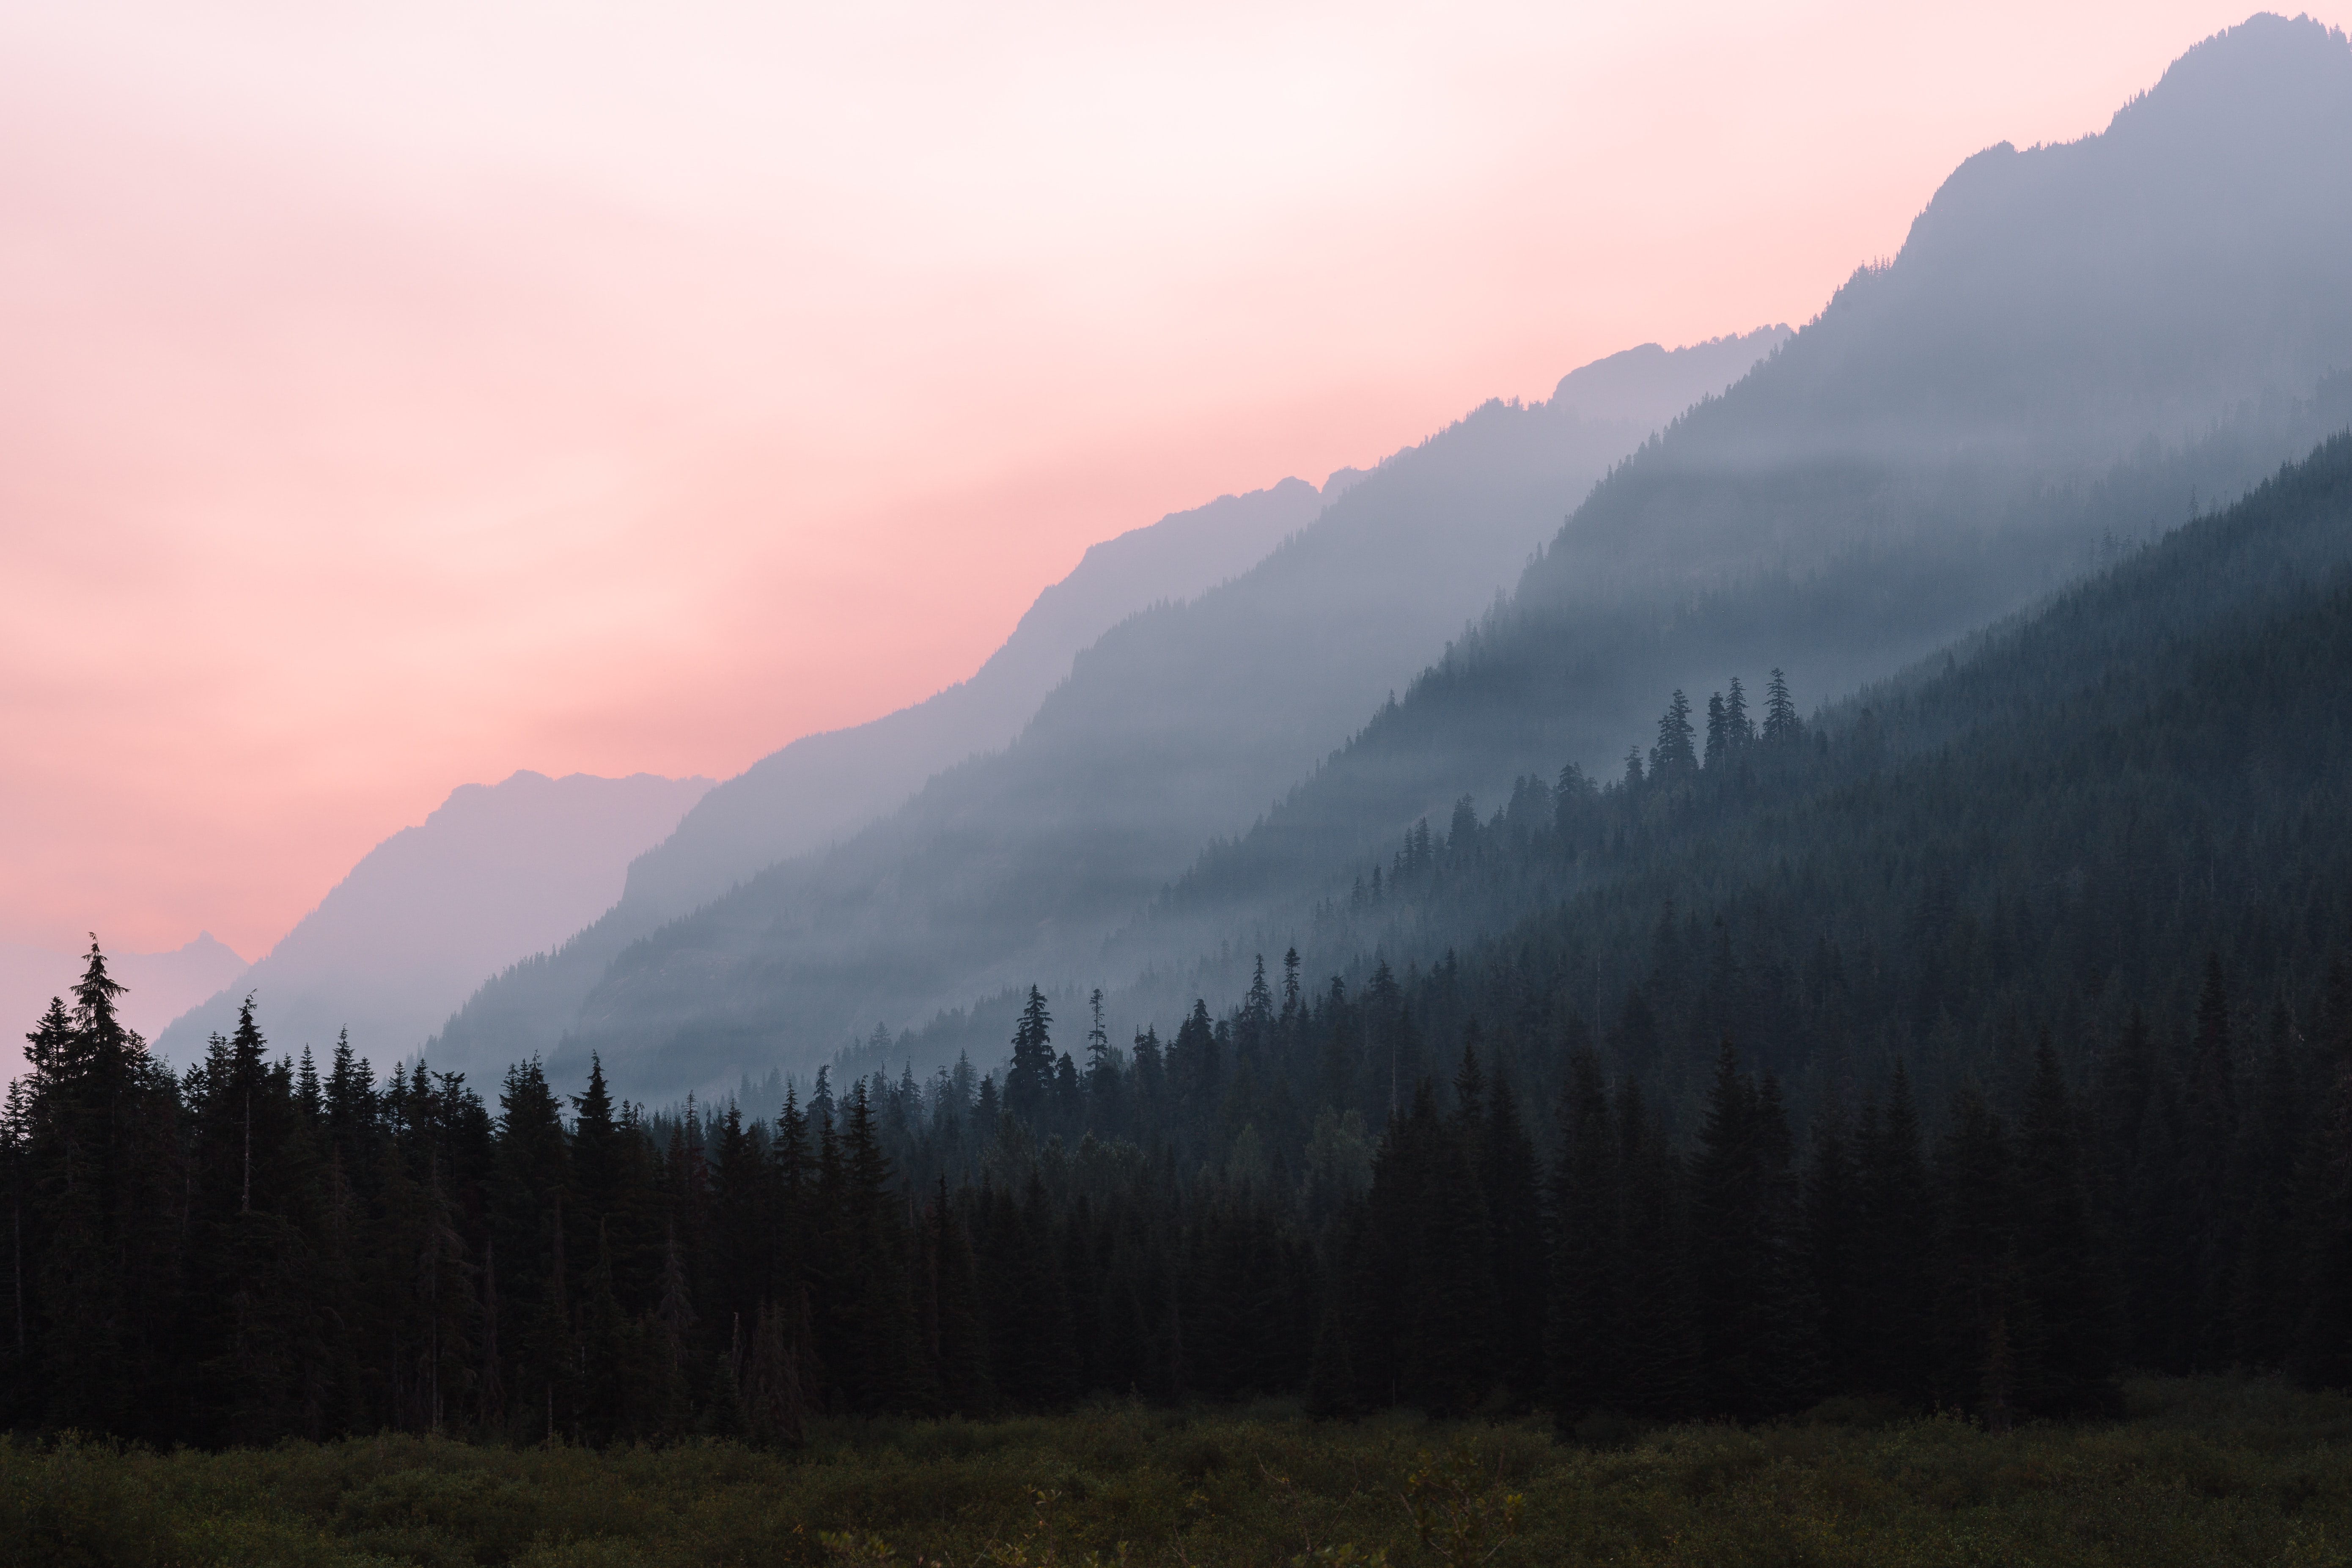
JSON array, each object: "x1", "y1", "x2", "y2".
[
  {"x1": 11, "y1": 440, "x2": 2352, "y2": 1455},
  {"x1": 6, "y1": 1378, "x2": 2351, "y2": 1567}
]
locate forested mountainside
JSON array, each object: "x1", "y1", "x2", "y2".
[
  {"x1": 340, "y1": 478, "x2": 1322, "y2": 1080},
  {"x1": 11, "y1": 434, "x2": 2352, "y2": 1447},
  {"x1": 428, "y1": 330, "x2": 1787, "y2": 1094},
  {"x1": 509, "y1": 16, "x2": 2352, "y2": 1103},
  {"x1": 620, "y1": 476, "x2": 1340, "y2": 927},
  {"x1": 151, "y1": 772, "x2": 712, "y2": 1070},
  {"x1": 1085, "y1": 376, "x2": 2352, "y2": 1040}
]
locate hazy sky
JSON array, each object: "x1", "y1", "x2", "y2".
[{"x1": 1, "y1": 1, "x2": 2319, "y2": 961}]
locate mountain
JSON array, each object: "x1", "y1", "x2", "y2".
[
  {"x1": 546, "y1": 17, "x2": 2352, "y2": 1100},
  {"x1": 629, "y1": 327, "x2": 1840, "y2": 929},
  {"x1": 153, "y1": 770, "x2": 711, "y2": 1066},
  {"x1": 427, "y1": 328, "x2": 1791, "y2": 1094},
  {"x1": 451, "y1": 16, "x2": 2352, "y2": 1103},
  {"x1": 0, "y1": 932, "x2": 247, "y2": 1082},
  {"x1": 1142, "y1": 426, "x2": 2352, "y2": 1121},
  {"x1": 1065, "y1": 11, "x2": 2352, "y2": 1033},
  {"x1": 624, "y1": 476, "x2": 1349, "y2": 924},
  {"x1": 20, "y1": 433, "x2": 2352, "y2": 1452}
]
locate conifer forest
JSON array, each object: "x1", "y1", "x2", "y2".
[
  {"x1": 15, "y1": 19, "x2": 2352, "y2": 1565},
  {"x1": 11, "y1": 437, "x2": 2352, "y2": 1565}
]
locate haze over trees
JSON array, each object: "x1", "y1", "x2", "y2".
[
  {"x1": 13, "y1": 420, "x2": 2352, "y2": 1445},
  {"x1": 154, "y1": 771, "x2": 712, "y2": 1069},
  {"x1": 429, "y1": 330, "x2": 1789, "y2": 1092},
  {"x1": 392, "y1": 14, "x2": 2352, "y2": 1105},
  {"x1": 622, "y1": 475, "x2": 1349, "y2": 926},
  {"x1": 11, "y1": 16, "x2": 2352, "y2": 1506}
]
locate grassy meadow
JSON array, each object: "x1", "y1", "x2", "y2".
[{"x1": 5, "y1": 1378, "x2": 2351, "y2": 1567}]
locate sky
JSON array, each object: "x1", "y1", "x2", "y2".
[{"x1": 0, "y1": 0, "x2": 2325, "y2": 965}]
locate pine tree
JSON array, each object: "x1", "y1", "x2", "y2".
[
  {"x1": 1546, "y1": 1047, "x2": 1621, "y2": 1428},
  {"x1": 926, "y1": 1180, "x2": 992, "y2": 1413},
  {"x1": 1085, "y1": 989, "x2": 1111, "y2": 1080},
  {"x1": 1726, "y1": 675, "x2": 1753, "y2": 748},
  {"x1": 25, "y1": 943, "x2": 186, "y2": 1438},
  {"x1": 1651, "y1": 690, "x2": 1698, "y2": 777},
  {"x1": 2231, "y1": 1009, "x2": 2306, "y2": 1368},
  {"x1": 1612, "y1": 1080, "x2": 1693, "y2": 1419},
  {"x1": 2183, "y1": 957, "x2": 2239, "y2": 1367},
  {"x1": 1689, "y1": 1044, "x2": 1812, "y2": 1419},
  {"x1": 1804, "y1": 1098, "x2": 1864, "y2": 1392},
  {"x1": 1935, "y1": 1088, "x2": 2019, "y2": 1426},
  {"x1": 2015, "y1": 1036, "x2": 2120, "y2": 1414},
  {"x1": 1853, "y1": 1068, "x2": 1934, "y2": 1405},
  {"x1": 1241, "y1": 957, "x2": 1275, "y2": 1059},
  {"x1": 1172, "y1": 999, "x2": 1220, "y2": 1109},
  {"x1": 1007, "y1": 987, "x2": 1055, "y2": 1126},
  {"x1": 1481, "y1": 1065, "x2": 1545, "y2": 1400},
  {"x1": 1763, "y1": 668, "x2": 1800, "y2": 743},
  {"x1": 2292, "y1": 988, "x2": 2352, "y2": 1390}
]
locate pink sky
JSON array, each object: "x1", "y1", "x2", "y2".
[{"x1": 0, "y1": 1, "x2": 2322, "y2": 962}]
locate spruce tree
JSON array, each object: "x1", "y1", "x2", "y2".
[
  {"x1": 1935, "y1": 1088, "x2": 2019, "y2": 1426},
  {"x1": 2183, "y1": 957, "x2": 2239, "y2": 1367},
  {"x1": 2231, "y1": 1008, "x2": 2307, "y2": 1368},
  {"x1": 1726, "y1": 674, "x2": 1753, "y2": 747},
  {"x1": 1651, "y1": 690, "x2": 1698, "y2": 777},
  {"x1": 1763, "y1": 668, "x2": 1799, "y2": 743},
  {"x1": 1007, "y1": 987, "x2": 1055, "y2": 1126},
  {"x1": 2292, "y1": 1019, "x2": 2352, "y2": 1389},
  {"x1": 1546, "y1": 1047, "x2": 1621, "y2": 1427},
  {"x1": 1853, "y1": 1068, "x2": 1934, "y2": 1405},
  {"x1": 2015, "y1": 1037, "x2": 2120, "y2": 1414},
  {"x1": 1804, "y1": 1099, "x2": 1864, "y2": 1393},
  {"x1": 1481, "y1": 1069, "x2": 1546, "y2": 1400},
  {"x1": 1612, "y1": 1080, "x2": 1693, "y2": 1419}
]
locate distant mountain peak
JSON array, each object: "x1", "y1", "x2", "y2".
[
  {"x1": 1548, "y1": 326, "x2": 1793, "y2": 426},
  {"x1": 2110, "y1": 12, "x2": 2351, "y2": 136},
  {"x1": 179, "y1": 931, "x2": 246, "y2": 965},
  {"x1": 153, "y1": 770, "x2": 714, "y2": 1065}
]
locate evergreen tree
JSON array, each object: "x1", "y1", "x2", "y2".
[
  {"x1": 2182, "y1": 957, "x2": 2239, "y2": 1367},
  {"x1": 1651, "y1": 690, "x2": 1698, "y2": 777},
  {"x1": 2293, "y1": 986, "x2": 2352, "y2": 1390},
  {"x1": 1612, "y1": 1081, "x2": 1693, "y2": 1419},
  {"x1": 2015, "y1": 1036, "x2": 2120, "y2": 1414},
  {"x1": 1726, "y1": 675, "x2": 1753, "y2": 748},
  {"x1": 1007, "y1": 987, "x2": 1055, "y2": 1126},
  {"x1": 1804, "y1": 1098, "x2": 1863, "y2": 1392},
  {"x1": 1936, "y1": 1088, "x2": 2019, "y2": 1426},
  {"x1": 1481, "y1": 1069, "x2": 1545, "y2": 1400},
  {"x1": 1546, "y1": 1046, "x2": 1621, "y2": 1427},
  {"x1": 1853, "y1": 1069, "x2": 1934, "y2": 1405},
  {"x1": 1763, "y1": 668, "x2": 1800, "y2": 742},
  {"x1": 1085, "y1": 989, "x2": 1111, "y2": 1079},
  {"x1": 1688, "y1": 1044, "x2": 1811, "y2": 1419}
]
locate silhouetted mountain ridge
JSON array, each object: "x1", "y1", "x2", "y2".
[
  {"x1": 155, "y1": 771, "x2": 710, "y2": 1065},
  {"x1": 427, "y1": 330, "x2": 1788, "y2": 1093}
]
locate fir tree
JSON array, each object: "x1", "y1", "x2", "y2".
[
  {"x1": 1651, "y1": 690, "x2": 1698, "y2": 777},
  {"x1": 2015, "y1": 1036, "x2": 2120, "y2": 1414},
  {"x1": 1763, "y1": 668, "x2": 1800, "y2": 742},
  {"x1": 1007, "y1": 987, "x2": 1055, "y2": 1126},
  {"x1": 1546, "y1": 1047, "x2": 1621, "y2": 1427}
]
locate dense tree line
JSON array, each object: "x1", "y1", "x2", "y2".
[
  {"x1": 6, "y1": 921, "x2": 2351, "y2": 1445},
  {"x1": 11, "y1": 440, "x2": 2352, "y2": 1448}
]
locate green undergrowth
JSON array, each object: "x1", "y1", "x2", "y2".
[{"x1": 5, "y1": 1378, "x2": 2351, "y2": 1568}]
